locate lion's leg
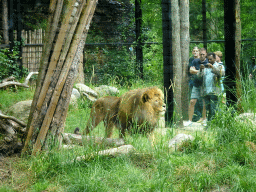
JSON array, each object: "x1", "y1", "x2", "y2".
[
  {"x1": 84, "y1": 109, "x2": 103, "y2": 135},
  {"x1": 105, "y1": 120, "x2": 114, "y2": 138},
  {"x1": 147, "y1": 133, "x2": 155, "y2": 146},
  {"x1": 119, "y1": 122, "x2": 128, "y2": 138}
]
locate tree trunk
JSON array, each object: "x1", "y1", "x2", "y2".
[
  {"x1": 2, "y1": 0, "x2": 9, "y2": 44},
  {"x1": 235, "y1": 0, "x2": 242, "y2": 112},
  {"x1": 22, "y1": 0, "x2": 98, "y2": 155},
  {"x1": 75, "y1": 52, "x2": 85, "y2": 84},
  {"x1": 180, "y1": 0, "x2": 190, "y2": 120},
  {"x1": 171, "y1": 0, "x2": 183, "y2": 126}
]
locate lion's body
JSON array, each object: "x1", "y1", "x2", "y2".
[
  {"x1": 84, "y1": 87, "x2": 166, "y2": 139},
  {"x1": 84, "y1": 96, "x2": 120, "y2": 138}
]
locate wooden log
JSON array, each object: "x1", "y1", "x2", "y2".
[
  {"x1": 62, "y1": 133, "x2": 125, "y2": 147},
  {"x1": 0, "y1": 72, "x2": 38, "y2": 89},
  {"x1": 0, "y1": 113, "x2": 26, "y2": 128},
  {"x1": 31, "y1": 0, "x2": 90, "y2": 155},
  {"x1": 73, "y1": 145, "x2": 135, "y2": 162},
  {"x1": 23, "y1": 0, "x2": 65, "y2": 154}
]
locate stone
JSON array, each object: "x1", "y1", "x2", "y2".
[
  {"x1": 94, "y1": 85, "x2": 119, "y2": 97},
  {"x1": 168, "y1": 133, "x2": 194, "y2": 149},
  {"x1": 72, "y1": 88, "x2": 81, "y2": 99},
  {"x1": 8, "y1": 100, "x2": 33, "y2": 123},
  {"x1": 70, "y1": 94, "x2": 78, "y2": 107},
  {"x1": 75, "y1": 83, "x2": 98, "y2": 98}
]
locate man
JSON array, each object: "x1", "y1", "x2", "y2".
[
  {"x1": 198, "y1": 52, "x2": 225, "y2": 125},
  {"x1": 184, "y1": 48, "x2": 208, "y2": 127},
  {"x1": 188, "y1": 46, "x2": 200, "y2": 92}
]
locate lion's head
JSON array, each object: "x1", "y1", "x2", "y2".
[{"x1": 142, "y1": 87, "x2": 166, "y2": 116}]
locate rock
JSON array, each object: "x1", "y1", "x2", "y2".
[
  {"x1": 168, "y1": 133, "x2": 194, "y2": 149},
  {"x1": 8, "y1": 100, "x2": 33, "y2": 123},
  {"x1": 75, "y1": 83, "x2": 98, "y2": 101},
  {"x1": 97, "y1": 145, "x2": 134, "y2": 156},
  {"x1": 82, "y1": 92, "x2": 97, "y2": 102},
  {"x1": 94, "y1": 85, "x2": 119, "y2": 97},
  {"x1": 75, "y1": 83, "x2": 98, "y2": 97},
  {"x1": 72, "y1": 88, "x2": 81, "y2": 99},
  {"x1": 236, "y1": 113, "x2": 256, "y2": 124},
  {"x1": 70, "y1": 94, "x2": 78, "y2": 107}
]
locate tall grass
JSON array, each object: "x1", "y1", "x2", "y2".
[{"x1": 1, "y1": 78, "x2": 256, "y2": 191}]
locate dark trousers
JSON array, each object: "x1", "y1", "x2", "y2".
[{"x1": 204, "y1": 94, "x2": 218, "y2": 121}]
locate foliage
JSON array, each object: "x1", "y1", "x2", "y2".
[{"x1": 0, "y1": 37, "x2": 28, "y2": 82}]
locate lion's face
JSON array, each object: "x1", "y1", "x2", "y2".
[
  {"x1": 142, "y1": 88, "x2": 166, "y2": 116},
  {"x1": 149, "y1": 95, "x2": 166, "y2": 115}
]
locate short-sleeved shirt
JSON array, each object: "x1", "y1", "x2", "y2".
[{"x1": 190, "y1": 58, "x2": 208, "y2": 87}]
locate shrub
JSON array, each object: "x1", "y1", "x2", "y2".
[{"x1": 0, "y1": 38, "x2": 28, "y2": 82}]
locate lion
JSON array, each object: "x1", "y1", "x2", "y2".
[
  {"x1": 118, "y1": 87, "x2": 166, "y2": 138},
  {"x1": 83, "y1": 87, "x2": 166, "y2": 140},
  {"x1": 84, "y1": 96, "x2": 121, "y2": 138}
]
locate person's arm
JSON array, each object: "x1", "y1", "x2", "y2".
[
  {"x1": 197, "y1": 64, "x2": 205, "y2": 78},
  {"x1": 207, "y1": 63, "x2": 222, "y2": 77},
  {"x1": 189, "y1": 66, "x2": 199, "y2": 74}
]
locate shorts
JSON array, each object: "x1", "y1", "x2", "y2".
[{"x1": 191, "y1": 86, "x2": 201, "y2": 99}]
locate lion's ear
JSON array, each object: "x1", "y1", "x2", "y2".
[{"x1": 142, "y1": 93, "x2": 150, "y2": 103}]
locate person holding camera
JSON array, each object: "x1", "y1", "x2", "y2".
[
  {"x1": 184, "y1": 48, "x2": 208, "y2": 127},
  {"x1": 198, "y1": 52, "x2": 225, "y2": 126}
]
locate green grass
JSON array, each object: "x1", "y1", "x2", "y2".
[{"x1": 1, "y1": 81, "x2": 256, "y2": 191}]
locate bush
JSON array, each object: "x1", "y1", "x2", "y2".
[{"x1": 0, "y1": 38, "x2": 28, "y2": 82}]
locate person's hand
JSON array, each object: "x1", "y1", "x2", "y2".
[
  {"x1": 190, "y1": 66, "x2": 196, "y2": 70},
  {"x1": 200, "y1": 64, "x2": 205, "y2": 71},
  {"x1": 206, "y1": 63, "x2": 213, "y2": 69}
]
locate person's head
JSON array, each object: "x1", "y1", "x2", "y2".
[
  {"x1": 192, "y1": 46, "x2": 199, "y2": 58},
  {"x1": 207, "y1": 52, "x2": 216, "y2": 64},
  {"x1": 199, "y1": 48, "x2": 207, "y2": 62},
  {"x1": 214, "y1": 51, "x2": 222, "y2": 63}
]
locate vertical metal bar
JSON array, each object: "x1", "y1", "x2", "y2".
[
  {"x1": 162, "y1": 0, "x2": 173, "y2": 124},
  {"x1": 224, "y1": 0, "x2": 237, "y2": 106},
  {"x1": 8, "y1": 0, "x2": 14, "y2": 50},
  {"x1": 135, "y1": 0, "x2": 143, "y2": 79},
  {"x1": 17, "y1": 0, "x2": 23, "y2": 76},
  {"x1": 202, "y1": 0, "x2": 207, "y2": 50}
]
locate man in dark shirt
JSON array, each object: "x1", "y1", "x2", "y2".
[{"x1": 184, "y1": 48, "x2": 208, "y2": 126}]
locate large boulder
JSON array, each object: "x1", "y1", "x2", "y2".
[
  {"x1": 94, "y1": 85, "x2": 119, "y2": 97},
  {"x1": 8, "y1": 100, "x2": 33, "y2": 123}
]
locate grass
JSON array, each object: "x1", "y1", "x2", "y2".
[{"x1": 1, "y1": 81, "x2": 256, "y2": 191}]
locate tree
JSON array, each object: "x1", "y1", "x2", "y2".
[
  {"x1": 180, "y1": 0, "x2": 190, "y2": 120},
  {"x1": 22, "y1": 0, "x2": 98, "y2": 155},
  {"x1": 2, "y1": 0, "x2": 9, "y2": 44},
  {"x1": 171, "y1": 0, "x2": 183, "y2": 126},
  {"x1": 224, "y1": 0, "x2": 242, "y2": 111}
]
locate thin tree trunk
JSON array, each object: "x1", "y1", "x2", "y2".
[
  {"x1": 235, "y1": 0, "x2": 242, "y2": 112},
  {"x1": 171, "y1": 0, "x2": 183, "y2": 126},
  {"x1": 2, "y1": 0, "x2": 9, "y2": 44},
  {"x1": 180, "y1": 0, "x2": 190, "y2": 120}
]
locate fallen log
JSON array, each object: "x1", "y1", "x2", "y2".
[
  {"x1": 72, "y1": 145, "x2": 135, "y2": 162},
  {"x1": 0, "y1": 112, "x2": 26, "y2": 156},
  {"x1": 63, "y1": 133, "x2": 125, "y2": 147},
  {"x1": 0, "y1": 72, "x2": 38, "y2": 89}
]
